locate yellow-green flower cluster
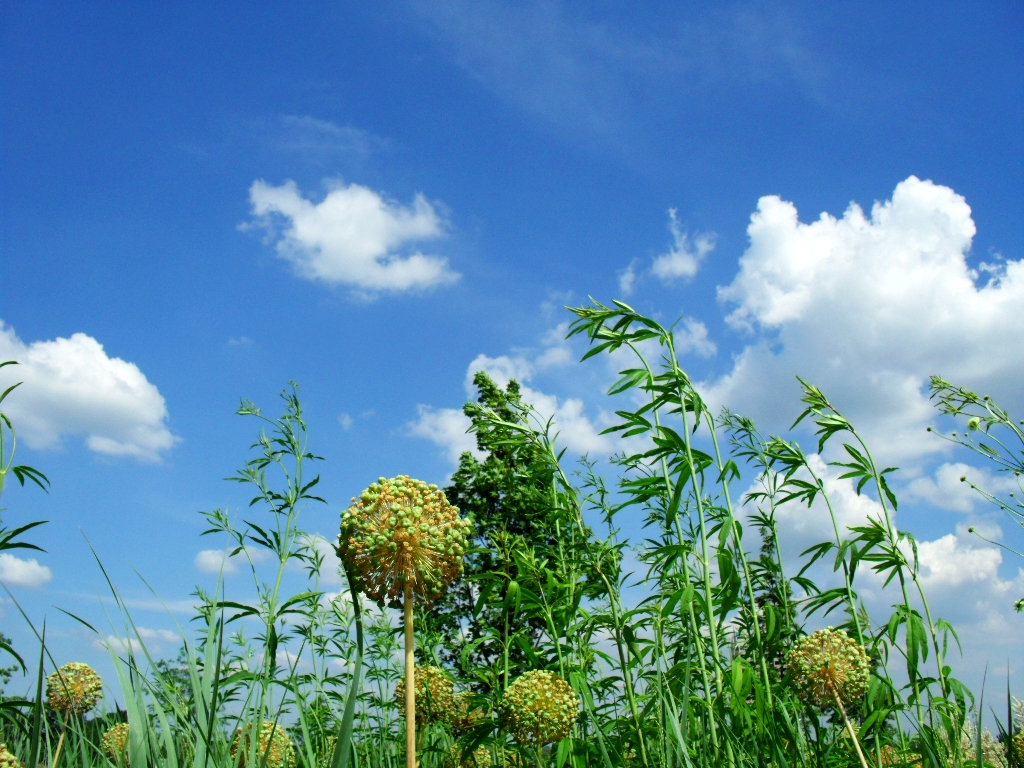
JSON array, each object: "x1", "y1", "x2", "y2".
[
  {"x1": 787, "y1": 628, "x2": 870, "y2": 710},
  {"x1": 45, "y1": 662, "x2": 103, "y2": 716},
  {"x1": 498, "y1": 671, "x2": 579, "y2": 746},
  {"x1": 229, "y1": 722, "x2": 295, "y2": 768},
  {"x1": 1012, "y1": 730, "x2": 1023, "y2": 762},
  {"x1": 316, "y1": 736, "x2": 337, "y2": 768},
  {"x1": 394, "y1": 665, "x2": 456, "y2": 725},
  {"x1": 443, "y1": 743, "x2": 492, "y2": 768},
  {"x1": 0, "y1": 744, "x2": 22, "y2": 768},
  {"x1": 101, "y1": 723, "x2": 131, "y2": 765},
  {"x1": 339, "y1": 476, "x2": 472, "y2": 605},
  {"x1": 448, "y1": 692, "x2": 486, "y2": 736}
]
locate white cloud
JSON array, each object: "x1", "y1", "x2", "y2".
[
  {"x1": 651, "y1": 209, "x2": 715, "y2": 283},
  {"x1": 407, "y1": 405, "x2": 481, "y2": 464},
  {"x1": 246, "y1": 179, "x2": 459, "y2": 294},
  {"x1": 135, "y1": 627, "x2": 179, "y2": 644},
  {"x1": 337, "y1": 412, "x2": 353, "y2": 430},
  {"x1": 618, "y1": 259, "x2": 638, "y2": 296},
  {"x1": 0, "y1": 553, "x2": 52, "y2": 588},
  {"x1": 905, "y1": 461, "x2": 1020, "y2": 513},
  {"x1": 674, "y1": 317, "x2": 717, "y2": 358},
  {"x1": 704, "y1": 176, "x2": 1024, "y2": 463},
  {"x1": 0, "y1": 323, "x2": 175, "y2": 461},
  {"x1": 194, "y1": 547, "x2": 271, "y2": 575},
  {"x1": 305, "y1": 534, "x2": 344, "y2": 587},
  {"x1": 410, "y1": 332, "x2": 612, "y2": 464}
]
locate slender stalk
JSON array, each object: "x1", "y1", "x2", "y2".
[
  {"x1": 834, "y1": 695, "x2": 870, "y2": 768},
  {"x1": 404, "y1": 582, "x2": 415, "y2": 768},
  {"x1": 51, "y1": 729, "x2": 65, "y2": 768}
]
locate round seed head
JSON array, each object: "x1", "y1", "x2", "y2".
[
  {"x1": 786, "y1": 628, "x2": 870, "y2": 710},
  {"x1": 316, "y1": 736, "x2": 337, "y2": 768},
  {"x1": 46, "y1": 662, "x2": 103, "y2": 716},
  {"x1": 448, "y1": 692, "x2": 486, "y2": 736},
  {"x1": 394, "y1": 665, "x2": 456, "y2": 726},
  {"x1": 498, "y1": 671, "x2": 579, "y2": 746},
  {"x1": 101, "y1": 723, "x2": 131, "y2": 765},
  {"x1": 443, "y1": 743, "x2": 492, "y2": 768},
  {"x1": 339, "y1": 476, "x2": 472, "y2": 605},
  {"x1": 229, "y1": 721, "x2": 295, "y2": 768},
  {"x1": 1012, "y1": 731, "x2": 1024, "y2": 762},
  {"x1": 0, "y1": 744, "x2": 22, "y2": 768}
]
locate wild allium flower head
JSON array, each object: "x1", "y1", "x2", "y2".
[
  {"x1": 45, "y1": 662, "x2": 103, "y2": 716},
  {"x1": 101, "y1": 723, "x2": 131, "y2": 764},
  {"x1": 787, "y1": 628, "x2": 870, "y2": 709},
  {"x1": 394, "y1": 665, "x2": 456, "y2": 725},
  {"x1": 443, "y1": 743, "x2": 492, "y2": 768},
  {"x1": 1012, "y1": 730, "x2": 1023, "y2": 762},
  {"x1": 316, "y1": 736, "x2": 337, "y2": 768},
  {"x1": 230, "y1": 721, "x2": 295, "y2": 768},
  {"x1": 498, "y1": 670, "x2": 579, "y2": 746},
  {"x1": 448, "y1": 692, "x2": 486, "y2": 736},
  {"x1": 339, "y1": 476, "x2": 472, "y2": 605},
  {"x1": 0, "y1": 743, "x2": 22, "y2": 768}
]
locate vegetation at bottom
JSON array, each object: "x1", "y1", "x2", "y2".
[{"x1": 1, "y1": 302, "x2": 1023, "y2": 767}]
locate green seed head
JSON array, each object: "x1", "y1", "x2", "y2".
[
  {"x1": 338, "y1": 475, "x2": 473, "y2": 605},
  {"x1": 786, "y1": 628, "x2": 870, "y2": 710},
  {"x1": 101, "y1": 723, "x2": 131, "y2": 765},
  {"x1": 498, "y1": 671, "x2": 579, "y2": 746},
  {"x1": 0, "y1": 744, "x2": 23, "y2": 768},
  {"x1": 229, "y1": 722, "x2": 295, "y2": 768},
  {"x1": 46, "y1": 662, "x2": 103, "y2": 716},
  {"x1": 394, "y1": 665, "x2": 456, "y2": 725}
]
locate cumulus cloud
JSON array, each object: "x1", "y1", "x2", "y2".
[
  {"x1": 246, "y1": 179, "x2": 460, "y2": 294},
  {"x1": 651, "y1": 209, "x2": 715, "y2": 283},
  {"x1": 0, "y1": 553, "x2": 52, "y2": 588},
  {"x1": 703, "y1": 176, "x2": 1024, "y2": 463},
  {"x1": 620, "y1": 210, "x2": 715, "y2": 293},
  {"x1": 194, "y1": 547, "x2": 270, "y2": 575},
  {"x1": 410, "y1": 331, "x2": 612, "y2": 464},
  {"x1": 905, "y1": 461, "x2": 1020, "y2": 513},
  {"x1": 408, "y1": 405, "x2": 482, "y2": 464},
  {"x1": 0, "y1": 323, "x2": 175, "y2": 460}
]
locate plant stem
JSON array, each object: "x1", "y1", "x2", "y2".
[
  {"x1": 834, "y1": 694, "x2": 870, "y2": 768},
  {"x1": 51, "y1": 729, "x2": 65, "y2": 768},
  {"x1": 404, "y1": 581, "x2": 415, "y2": 768}
]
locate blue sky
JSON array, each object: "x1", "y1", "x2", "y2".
[{"x1": 1, "y1": 1, "x2": 1022, "y2": 700}]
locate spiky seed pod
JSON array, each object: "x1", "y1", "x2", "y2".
[
  {"x1": 0, "y1": 744, "x2": 22, "y2": 768},
  {"x1": 786, "y1": 628, "x2": 870, "y2": 710},
  {"x1": 316, "y1": 736, "x2": 337, "y2": 768},
  {"x1": 498, "y1": 671, "x2": 579, "y2": 746},
  {"x1": 339, "y1": 476, "x2": 472, "y2": 605},
  {"x1": 443, "y1": 743, "x2": 492, "y2": 768},
  {"x1": 448, "y1": 692, "x2": 486, "y2": 736},
  {"x1": 229, "y1": 722, "x2": 296, "y2": 768},
  {"x1": 394, "y1": 665, "x2": 456, "y2": 725},
  {"x1": 101, "y1": 723, "x2": 131, "y2": 765},
  {"x1": 45, "y1": 662, "x2": 103, "y2": 716}
]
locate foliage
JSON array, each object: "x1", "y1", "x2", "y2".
[{"x1": 0, "y1": 307, "x2": 1019, "y2": 768}]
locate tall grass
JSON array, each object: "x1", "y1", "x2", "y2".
[{"x1": 0, "y1": 306, "x2": 1020, "y2": 768}]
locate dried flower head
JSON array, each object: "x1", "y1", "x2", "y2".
[
  {"x1": 787, "y1": 628, "x2": 870, "y2": 710},
  {"x1": 1012, "y1": 730, "x2": 1023, "y2": 762},
  {"x1": 443, "y1": 744, "x2": 492, "y2": 768},
  {"x1": 230, "y1": 722, "x2": 295, "y2": 768},
  {"x1": 448, "y1": 692, "x2": 486, "y2": 736},
  {"x1": 0, "y1": 744, "x2": 22, "y2": 768},
  {"x1": 498, "y1": 671, "x2": 579, "y2": 746},
  {"x1": 45, "y1": 662, "x2": 103, "y2": 716},
  {"x1": 101, "y1": 723, "x2": 131, "y2": 765},
  {"x1": 339, "y1": 476, "x2": 472, "y2": 605},
  {"x1": 394, "y1": 665, "x2": 456, "y2": 725}
]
